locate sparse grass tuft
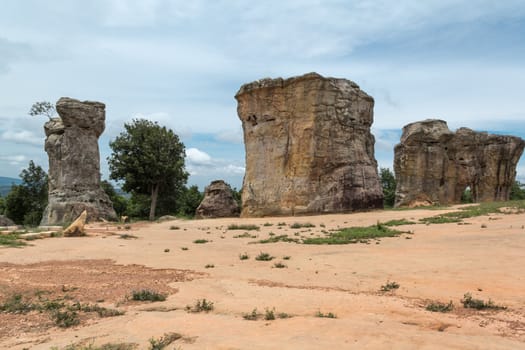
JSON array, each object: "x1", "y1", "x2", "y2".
[
  {"x1": 205, "y1": 264, "x2": 215, "y2": 268},
  {"x1": 119, "y1": 234, "x2": 138, "y2": 239},
  {"x1": 461, "y1": 293, "x2": 506, "y2": 310},
  {"x1": 233, "y1": 232, "x2": 257, "y2": 238},
  {"x1": 52, "y1": 309, "x2": 80, "y2": 328},
  {"x1": 255, "y1": 252, "x2": 274, "y2": 261},
  {"x1": 282, "y1": 256, "x2": 291, "y2": 260},
  {"x1": 380, "y1": 281, "x2": 400, "y2": 292},
  {"x1": 227, "y1": 224, "x2": 259, "y2": 231},
  {"x1": 193, "y1": 239, "x2": 209, "y2": 244},
  {"x1": 382, "y1": 219, "x2": 416, "y2": 226},
  {"x1": 243, "y1": 308, "x2": 259, "y2": 320},
  {"x1": 426, "y1": 301, "x2": 454, "y2": 313},
  {"x1": 254, "y1": 235, "x2": 299, "y2": 244},
  {"x1": 169, "y1": 225, "x2": 180, "y2": 230},
  {"x1": 239, "y1": 252, "x2": 249, "y2": 260},
  {"x1": 56, "y1": 342, "x2": 138, "y2": 350},
  {"x1": 263, "y1": 222, "x2": 273, "y2": 226},
  {"x1": 186, "y1": 298, "x2": 214, "y2": 313},
  {"x1": 277, "y1": 222, "x2": 287, "y2": 226},
  {"x1": 290, "y1": 222, "x2": 315, "y2": 229},
  {"x1": 131, "y1": 289, "x2": 167, "y2": 302},
  {"x1": 148, "y1": 332, "x2": 182, "y2": 350},
  {"x1": 181, "y1": 247, "x2": 188, "y2": 251},
  {"x1": 273, "y1": 262, "x2": 287, "y2": 268},
  {"x1": 264, "y1": 308, "x2": 275, "y2": 320},
  {"x1": 315, "y1": 311, "x2": 337, "y2": 318}
]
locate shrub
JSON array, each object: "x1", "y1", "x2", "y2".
[
  {"x1": 380, "y1": 281, "x2": 400, "y2": 292},
  {"x1": 461, "y1": 293, "x2": 506, "y2": 310},
  {"x1": 239, "y1": 253, "x2": 249, "y2": 260},
  {"x1": 193, "y1": 239, "x2": 209, "y2": 244},
  {"x1": 131, "y1": 289, "x2": 167, "y2": 302},
  {"x1": 243, "y1": 308, "x2": 259, "y2": 320},
  {"x1": 255, "y1": 252, "x2": 274, "y2": 261},
  {"x1": 273, "y1": 262, "x2": 287, "y2": 268},
  {"x1": 187, "y1": 299, "x2": 214, "y2": 313},
  {"x1": 52, "y1": 310, "x2": 80, "y2": 328},
  {"x1": 426, "y1": 301, "x2": 454, "y2": 313}
]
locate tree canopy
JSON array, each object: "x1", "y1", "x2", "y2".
[
  {"x1": 4, "y1": 161, "x2": 48, "y2": 226},
  {"x1": 29, "y1": 101, "x2": 55, "y2": 120},
  {"x1": 108, "y1": 119, "x2": 188, "y2": 220},
  {"x1": 380, "y1": 167, "x2": 396, "y2": 208}
]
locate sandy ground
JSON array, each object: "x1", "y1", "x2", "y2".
[{"x1": 1, "y1": 207, "x2": 525, "y2": 349}]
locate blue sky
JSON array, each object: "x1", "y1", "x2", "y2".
[{"x1": 0, "y1": 0, "x2": 524, "y2": 190}]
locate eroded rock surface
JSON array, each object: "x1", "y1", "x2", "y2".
[
  {"x1": 41, "y1": 97, "x2": 117, "y2": 225},
  {"x1": 394, "y1": 119, "x2": 525, "y2": 207},
  {"x1": 236, "y1": 72, "x2": 383, "y2": 217},
  {"x1": 195, "y1": 180, "x2": 240, "y2": 218},
  {"x1": 0, "y1": 215, "x2": 15, "y2": 226}
]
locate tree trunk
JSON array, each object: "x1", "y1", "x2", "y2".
[{"x1": 149, "y1": 183, "x2": 159, "y2": 221}]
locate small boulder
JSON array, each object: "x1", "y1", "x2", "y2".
[
  {"x1": 63, "y1": 210, "x2": 87, "y2": 237},
  {"x1": 0, "y1": 215, "x2": 15, "y2": 227},
  {"x1": 195, "y1": 180, "x2": 240, "y2": 218}
]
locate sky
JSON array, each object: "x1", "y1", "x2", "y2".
[{"x1": 0, "y1": 0, "x2": 524, "y2": 190}]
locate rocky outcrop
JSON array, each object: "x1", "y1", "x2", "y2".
[
  {"x1": 236, "y1": 72, "x2": 383, "y2": 217},
  {"x1": 195, "y1": 180, "x2": 240, "y2": 218},
  {"x1": 394, "y1": 119, "x2": 525, "y2": 207},
  {"x1": 40, "y1": 97, "x2": 117, "y2": 225}
]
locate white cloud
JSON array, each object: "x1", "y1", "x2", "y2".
[
  {"x1": 1, "y1": 130, "x2": 43, "y2": 146},
  {"x1": 186, "y1": 147, "x2": 212, "y2": 166},
  {"x1": 215, "y1": 128, "x2": 243, "y2": 144},
  {"x1": 0, "y1": 154, "x2": 27, "y2": 165}
]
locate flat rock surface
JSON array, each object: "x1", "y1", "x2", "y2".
[{"x1": 1, "y1": 207, "x2": 524, "y2": 349}]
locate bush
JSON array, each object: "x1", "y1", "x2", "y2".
[{"x1": 131, "y1": 289, "x2": 167, "y2": 302}]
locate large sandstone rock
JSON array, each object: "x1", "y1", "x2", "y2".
[
  {"x1": 40, "y1": 97, "x2": 117, "y2": 225},
  {"x1": 394, "y1": 119, "x2": 525, "y2": 207},
  {"x1": 236, "y1": 72, "x2": 384, "y2": 217},
  {"x1": 195, "y1": 180, "x2": 240, "y2": 218}
]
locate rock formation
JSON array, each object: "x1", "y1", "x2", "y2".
[
  {"x1": 195, "y1": 180, "x2": 240, "y2": 218},
  {"x1": 40, "y1": 97, "x2": 117, "y2": 225},
  {"x1": 236, "y1": 72, "x2": 384, "y2": 217},
  {"x1": 0, "y1": 215, "x2": 15, "y2": 227},
  {"x1": 394, "y1": 119, "x2": 525, "y2": 207}
]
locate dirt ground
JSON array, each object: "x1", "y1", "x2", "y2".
[{"x1": 1, "y1": 206, "x2": 525, "y2": 349}]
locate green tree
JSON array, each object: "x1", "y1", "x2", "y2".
[
  {"x1": 510, "y1": 181, "x2": 525, "y2": 200},
  {"x1": 380, "y1": 167, "x2": 396, "y2": 208},
  {"x1": 176, "y1": 185, "x2": 204, "y2": 217},
  {"x1": 29, "y1": 101, "x2": 55, "y2": 120},
  {"x1": 101, "y1": 180, "x2": 128, "y2": 217},
  {"x1": 108, "y1": 119, "x2": 188, "y2": 220},
  {"x1": 0, "y1": 196, "x2": 5, "y2": 215},
  {"x1": 5, "y1": 161, "x2": 48, "y2": 226}
]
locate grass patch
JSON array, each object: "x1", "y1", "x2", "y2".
[
  {"x1": 315, "y1": 311, "x2": 337, "y2": 318},
  {"x1": 382, "y1": 219, "x2": 416, "y2": 226},
  {"x1": 131, "y1": 289, "x2": 167, "y2": 302},
  {"x1": 380, "y1": 280, "x2": 400, "y2": 292},
  {"x1": 227, "y1": 224, "x2": 259, "y2": 231},
  {"x1": 420, "y1": 200, "x2": 525, "y2": 224},
  {"x1": 0, "y1": 294, "x2": 34, "y2": 313},
  {"x1": 289, "y1": 222, "x2": 315, "y2": 229},
  {"x1": 233, "y1": 232, "x2": 257, "y2": 238},
  {"x1": 186, "y1": 298, "x2": 214, "y2": 313},
  {"x1": 255, "y1": 252, "x2": 274, "y2": 261},
  {"x1": 193, "y1": 239, "x2": 209, "y2": 244},
  {"x1": 426, "y1": 301, "x2": 454, "y2": 313},
  {"x1": 0, "y1": 232, "x2": 27, "y2": 247},
  {"x1": 148, "y1": 332, "x2": 182, "y2": 350},
  {"x1": 303, "y1": 223, "x2": 405, "y2": 244},
  {"x1": 254, "y1": 234, "x2": 299, "y2": 244},
  {"x1": 461, "y1": 293, "x2": 506, "y2": 310}
]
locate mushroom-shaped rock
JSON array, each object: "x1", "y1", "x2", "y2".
[{"x1": 195, "y1": 180, "x2": 240, "y2": 218}]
